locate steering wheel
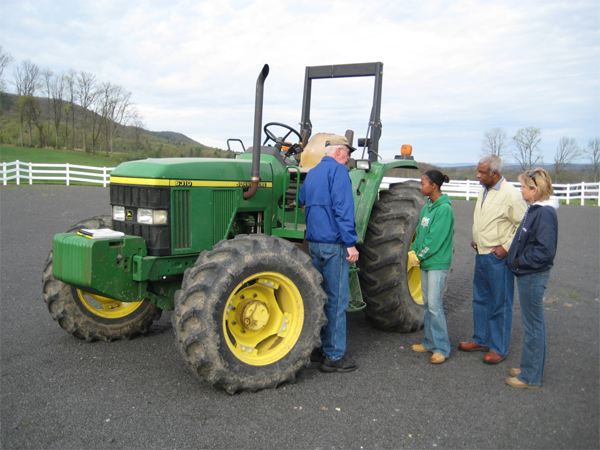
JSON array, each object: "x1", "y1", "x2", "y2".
[{"x1": 263, "y1": 122, "x2": 302, "y2": 147}]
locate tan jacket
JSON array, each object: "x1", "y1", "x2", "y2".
[{"x1": 472, "y1": 179, "x2": 527, "y2": 254}]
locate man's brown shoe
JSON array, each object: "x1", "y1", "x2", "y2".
[
  {"x1": 430, "y1": 353, "x2": 446, "y2": 364},
  {"x1": 483, "y1": 350, "x2": 506, "y2": 364},
  {"x1": 411, "y1": 344, "x2": 430, "y2": 353},
  {"x1": 509, "y1": 368, "x2": 521, "y2": 377},
  {"x1": 458, "y1": 340, "x2": 490, "y2": 352},
  {"x1": 505, "y1": 376, "x2": 539, "y2": 389}
]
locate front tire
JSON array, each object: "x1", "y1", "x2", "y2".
[
  {"x1": 357, "y1": 182, "x2": 426, "y2": 332},
  {"x1": 173, "y1": 234, "x2": 327, "y2": 394},
  {"x1": 42, "y1": 216, "x2": 161, "y2": 342}
]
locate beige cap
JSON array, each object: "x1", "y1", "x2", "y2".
[{"x1": 325, "y1": 135, "x2": 356, "y2": 153}]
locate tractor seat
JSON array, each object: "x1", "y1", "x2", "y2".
[{"x1": 299, "y1": 133, "x2": 337, "y2": 171}]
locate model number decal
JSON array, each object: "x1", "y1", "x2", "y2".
[
  {"x1": 170, "y1": 180, "x2": 273, "y2": 188},
  {"x1": 236, "y1": 181, "x2": 270, "y2": 188}
]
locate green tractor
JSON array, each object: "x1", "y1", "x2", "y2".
[{"x1": 42, "y1": 62, "x2": 426, "y2": 393}]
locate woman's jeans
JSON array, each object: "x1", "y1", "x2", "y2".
[
  {"x1": 308, "y1": 242, "x2": 349, "y2": 361},
  {"x1": 421, "y1": 269, "x2": 451, "y2": 357},
  {"x1": 472, "y1": 253, "x2": 515, "y2": 355},
  {"x1": 516, "y1": 271, "x2": 550, "y2": 387}
]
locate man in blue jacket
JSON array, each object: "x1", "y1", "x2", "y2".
[{"x1": 299, "y1": 135, "x2": 359, "y2": 373}]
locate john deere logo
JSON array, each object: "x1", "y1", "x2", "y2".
[{"x1": 126, "y1": 210, "x2": 134, "y2": 220}]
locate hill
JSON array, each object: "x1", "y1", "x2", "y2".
[
  {"x1": 0, "y1": 92, "x2": 230, "y2": 162},
  {"x1": 147, "y1": 130, "x2": 201, "y2": 145}
]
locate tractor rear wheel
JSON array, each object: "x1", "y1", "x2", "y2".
[
  {"x1": 173, "y1": 234, "x2": 327, "y2": 394},
  {"x1": 42, "y1": 216, "x2": 161, "y2": 342},
  {"x1": 357, "y1": 181, "x2": 426, "y2": 332}
]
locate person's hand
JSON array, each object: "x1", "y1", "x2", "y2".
[
  {"x1": 471, "y1": 241, "x2": 478, "y2": 249},
  {"x1": 346, "y1": 246, "x2": 359, "y2": 263},
  {"x1": 408, "y1": 250, "x2": 420, "y2": 268},
  {"x1": 492, "y1": 246, "x2": 508, "y2": 258}
]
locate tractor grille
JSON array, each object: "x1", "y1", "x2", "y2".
[
  {"x1": 172, "y1": 189, "x2": 191, "y2": 249},
  {"x1": 213, "y1": 190, "x2": 236, "y2": 245},
  {"x1": 110, "y1": 184, "x2": 171, "y2": 256}
]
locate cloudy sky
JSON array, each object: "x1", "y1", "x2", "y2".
[{"x1": 1, "y1": 0, "x2": 598, "y2": 164}]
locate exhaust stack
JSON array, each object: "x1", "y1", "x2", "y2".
[{"x1": 244, "y1": 64, "x2": 269, "y2": 200}]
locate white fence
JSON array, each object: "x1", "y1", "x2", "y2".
[
  {"x1": 1, "y1": 161, "x2": 598, "y2": 205},
  {"x1": 1, "y1": 160, "x2": 116, "y2": 187},
  {"x1": 381, "y1": 177, "x2": 599, "y2": 205}
]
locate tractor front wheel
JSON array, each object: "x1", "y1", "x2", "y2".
[
  {"x1": 42, "y1": 216, "x2": 161, "y2": 342},
  {"x1": 173, "y1": 234, "x2": 327, "y2": 394}
]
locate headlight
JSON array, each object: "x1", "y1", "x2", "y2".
[
  {"x1": 113, "y1": 205, "x2": 125, "y2": 221},
  {"x1": 355, "y1": 160, "x2": 371, "y2": 171},
  {"x1": 137, "y1": 209, "x2": 168, "y2": 224}
]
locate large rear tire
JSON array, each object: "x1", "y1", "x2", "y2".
[
  {"x1": 357, "y1": 181, "x2": 426, "y2": 332},
  {"x1": 42, "y1": 216, "x2": 161, "y2": 342},
  {"x1": 173, "y1": 234, "x2": 327, "y2": 394}
]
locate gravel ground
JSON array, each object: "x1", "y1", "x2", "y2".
[{"x1": 1, "y1": 185, "x2": 598, "y2": 450}]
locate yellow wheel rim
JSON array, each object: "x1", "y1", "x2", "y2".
[
  {"x1": 407, "y1": 231, "x2": 424, "y2": 306},
  {"x1": 76, "y1": 290, "x2": 145, "y2": 319},
  {"x1": 407, "y1": 265, "x2": 424, "y2": 305},
  {"x1": 223, "y1": 272, "x2": 304, "y2": 366}
]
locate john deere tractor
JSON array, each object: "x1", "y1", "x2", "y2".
[{"x1": 42, "y1": 62, "x2": 425, "y2": 393}]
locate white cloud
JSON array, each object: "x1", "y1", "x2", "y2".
[{"x1": 1, "y1": 0, "x2": 598, "y2": 164}]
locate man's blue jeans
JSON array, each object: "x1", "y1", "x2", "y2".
[
  {"x1": 421, "y1": 269, "x2": 451, "y2": 357},
  {"x1": 472, "y1": 253, "x2": 514, "y2": 355},
  {"x1": 516, "y1": 271, "x2": 550, "y2": 387},
  {"x1": 308, "y1": 242, "x2": 349, "y2": 361}
]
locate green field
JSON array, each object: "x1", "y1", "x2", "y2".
[{"x1": 0, "y1": 146, "x2": 118, "y2": 167}]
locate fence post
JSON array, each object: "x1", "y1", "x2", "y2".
[
  {"x1": 66, "y1": 163, "x2": 70, "y2": 186},
  {"x1": 2, "y1": 162, "x2": 5, "y2": 186},
  {"x1": 103, "y1": 167, "x2": 108, "y2": 188},
  {"x1": 16, "y1": 160, "x2": 20, "y2": 185},
  {"x1": 29, "y1": 162, "x2": 33, "y2": 185},
  {"x1": 581, "y1": 182, "x2": 585, "y2": 206}
]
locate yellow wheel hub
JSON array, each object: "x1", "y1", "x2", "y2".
[
  {"x1": 77, "y1": 290, "x2": 145, "y2": 319},
  {"x1": 237, "y1": 299, "x2": 270, "y2": 332},
  {"x1": 223, "y1": 272, "x2": 304, "y2": 366}
]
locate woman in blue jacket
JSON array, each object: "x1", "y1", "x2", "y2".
[{"x1": 506, "y1": 168, "x2": 559, "y2": 389}]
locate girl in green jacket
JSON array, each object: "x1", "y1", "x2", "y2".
[{"x1": 408, "y1": 170, "x2": 454, "y2": 364}]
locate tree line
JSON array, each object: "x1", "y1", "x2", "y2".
[
  {"x1": 480, "y1": 127, "x2": 600, "y2": 182},
  {"x1": 0, "y1": 45, "x2": 148, "y2": 158}
]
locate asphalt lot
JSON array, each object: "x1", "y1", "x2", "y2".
[{"x1": 1, "y1": 185, "x2": 599, "y2": 450}]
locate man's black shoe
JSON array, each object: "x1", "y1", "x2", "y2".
[
  {"x1": 319, "y1": 356, "x2": 357, "y2": 373},
  {"x1": 310, "y1": 347, "x2": 324, "y2": 363}
]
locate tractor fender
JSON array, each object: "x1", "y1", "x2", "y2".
[{"x1": 350, "y1": 159, "x2": 419, "y2": 243}]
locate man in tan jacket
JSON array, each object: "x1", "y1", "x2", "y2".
[{"x1": 458, "y1": 155, "x2": 527, "y2": 364}]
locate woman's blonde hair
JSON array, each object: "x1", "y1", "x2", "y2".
[{"x1": 518, "y1": 168, "x2": 554, "y2": 202}]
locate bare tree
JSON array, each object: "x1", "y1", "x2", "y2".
[
  {"x1": 0, "y1": 45, "x2": 13, "y2": 93},
  {"x1": 553, "y1": 136, "x2": 580, "y2": 182},
  {"x1": 511, "y1": 127, "x2": 543, "y2": 171},
  {"x1": 50, "y1": 73, "x2": 66, "y2": 148},
  {"x1": 0, "y1": 46, "x2": 14, "y2": 144},
  {"x1": 130, "y1": 108, "x2": 146, "y2": 152},
  {"x1": 64, "y1": 69, "x2": 76, "y2": 149},
  {"x1": 76, "y1": 71, "x2": 97, "y2": 152},
  {"x1": 481, "y1": 127, "x2": 507, "y2": 158},
  {"x1": 42, "y1": 68, "x2": 53, "y2": 145},
  {"x1": 98, "y1": 82, "x2": 132, "y2": 157},
  {"x1": 583, "y1": 138, "x2": 600, "y2": 182},
  {"x1": 89, "y1": 87, "x2": 106, "y2": 153},
  {"x1": 13, "y1": 59, "x2": 42, "y2": 146}
]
